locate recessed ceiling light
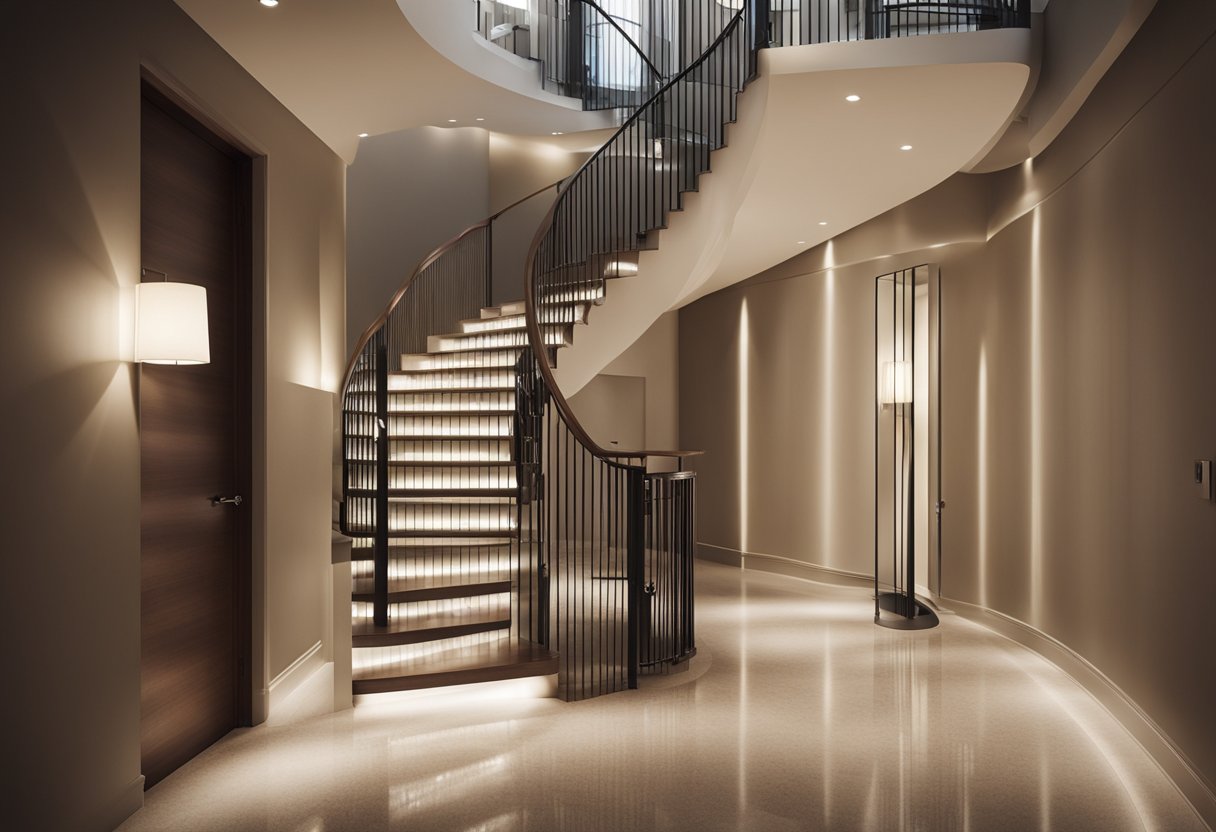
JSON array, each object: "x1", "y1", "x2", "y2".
[
  {"x1": 818, "y1": 221, "x2": 828, "y2": 226},
  {"x1": 551, "y1": 131, "x2": 563, "y2": 136},
  {"x1": 447, "y1": 119, "x2": 458, "y2": 123},
  {"x1": 845, "y1": 94, "x2": 860, "y2": 102},
  {"x1": 900, "y1": 144, "x2": 913, "y2": 151},
  {"x1": 796, "y1": 240, "x2": 806, "y2": 245},
  {"x1": 259, "y1": 0, "x2": 278, "y2": 7},
  {"x1": 357, "y1": 132, "x2": 369, "y2": 138},
  {"x1": 475, "y1": 117, "x2": 485, "y2": 122}
]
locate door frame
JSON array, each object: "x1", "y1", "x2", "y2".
[{"x1": 140, "y1": 67, "x2": 268, "y2": 726}]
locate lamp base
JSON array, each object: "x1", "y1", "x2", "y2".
[{"x1": 875, "y1": 591, "x2": 940, "y2": 630}]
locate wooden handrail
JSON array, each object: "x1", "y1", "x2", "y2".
[
  {"x1": 518, "y1": 8, "x2": 751, "y2": 462},
  {"x1": 339, "y1": 178, "x2": 564, "y2": 398},
  {"x1": 522, "y1": 238, "x2": 703, "y2": 459}
]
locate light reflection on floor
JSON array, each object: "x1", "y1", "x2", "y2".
[{"x1": 119, "y1": 562, "x2": 1205, "y2": 832}]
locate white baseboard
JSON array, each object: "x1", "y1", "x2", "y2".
[
  {"x1": 696, "y1": 542, "x2": 872, "y2": 588},
  {"x1": 942, "y1": 596, "x2": 1216, "y2": 831},
  {"x1": 267, "y1": 640, "x2": 324, "y2": 716}
]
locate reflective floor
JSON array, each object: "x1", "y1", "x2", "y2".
[{"x1": 120, "y1": 562, "x2": 1206, "y2": 832}]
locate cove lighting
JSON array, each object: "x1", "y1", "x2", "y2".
[
  {"x1": 845, "y1": 94, "x2": 861, "y2": 102},
  {"x1": 900, "y1": 144, "x2": 914, "y2": 151}
]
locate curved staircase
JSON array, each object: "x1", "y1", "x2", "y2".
[
  {"x1": 345, "y1": 291, "x2": 598, "y2": 695},
  {"x1": 341, "y1": 0, "x2": 1032, "y2": 702}
]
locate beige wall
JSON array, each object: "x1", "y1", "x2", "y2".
[
  {"x1": 488, "y1": 133, "x2": 589, "y2": 305},
  {"x1": 570, "y1": 311, "x2": 682, "y2": 469},
  {"x1": 346, "y1": 127, "x2": 490, "y2": 353},
  {"x1": 345, "y1": 129, "x2": 589, "y2": 331},
  {"x1": 680, "y1": 0, "x2": 1216, "y2": 793},
  {"x1": 1, "y1": 1, "x2": 345, "y2": 829}
]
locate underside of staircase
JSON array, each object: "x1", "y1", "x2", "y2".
[{"x1": 348, "y1": 294, "x2": 607, "y2": 695}]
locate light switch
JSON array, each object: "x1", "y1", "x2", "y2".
[{"x1": 1196, "y1": 460, "x2": 1212, "y2": 501}]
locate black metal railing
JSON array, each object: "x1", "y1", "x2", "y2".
[
  {"x1": 514, "y1": 347, "x2": 699, "y2": 698},
  {"x1": 476, "y1": 0, "x2": 534, "y2": 59},
  {"x1": 514, "y1": 1, "x2": 756, "y2": 700},
  {"x1": 538, "y1": 0, "x2": 664, "y2": 111},
  {"x1": 340, "y1": 181, "x2": 562, "y2": 628},
  {"x1": 767, "y1": 0, "x2": 1029, "y2": 47},
  {"x1": 640, "y1": 471, "x2": 697, "y2": 670}
]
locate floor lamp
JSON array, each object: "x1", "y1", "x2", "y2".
[{"x1": 875, "y1": 268, "x2": 938, "y2": 630}]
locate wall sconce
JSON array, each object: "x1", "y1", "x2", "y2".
[
  {"x1": 135, "y1": 269, "x2": 210, "y2": 365},
  {"x1": 880, "y1": 360, "x2": 912, "y2": 405}
]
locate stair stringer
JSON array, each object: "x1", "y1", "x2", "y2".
[{"x1": 551, "y1": 73, "x2": 771, "y2": 398}]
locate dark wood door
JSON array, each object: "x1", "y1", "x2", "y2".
[{"x1": 140, "y1": 86, "x2": 252, "y2": 789}]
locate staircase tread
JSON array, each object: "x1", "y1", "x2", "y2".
[
  {"x1": 384, "y1": 459, "x2": 515, "y2": 467},
  {"x1": 348, "y1": 539, "x2": 519, "y2": 556},
  {"x1": 387, "y1": 384, "x2": 516, "y2": 393},
  {"x1": 347, "y1": 487, "x2": 516, "y2": 498},
  {"x1": 346, "y1": 528, "x2": 519, "y2": 539},
  {"x1": 352, "y1": 609, "x2": 510, "y2": 646},
  {"x1": 351, "y1": 577, "x2": 511, "y2": 601},
  {"x1": 344, "y1": 433, "x2": 512, "y2": 441},
  {"x1": 433, "y1": 324, "x2": 570, "y2": 339},
  {"x1": 384, "y1": 434, "x2": 513, "y2": 441},
  {"x1": 353, "y1": 639, "x2": 558, "y2": 684},
  {"x1": 390, "y1": 365, "x2": 517, "y2": 376}
]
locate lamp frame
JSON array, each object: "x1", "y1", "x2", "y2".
[{"x1": 874, "y1": 264, "x2": 940, "y2": 630}]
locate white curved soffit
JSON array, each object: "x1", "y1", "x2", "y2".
[
  {"x1": 683, "y1": 29, "x2": 1032, "y2": 305},
  {"x1": 552, "y1": 29, "x2": 1032, "y2": 396},
  {"x1": 171, "y1": 0, "x2": 615, "y2": 164},
  {"x1": 396, "y1": 0, "x2": 614, "y2": 125}
]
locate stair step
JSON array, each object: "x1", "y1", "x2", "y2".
[
  {"x1": 348, "y1": 391, "x2": 516, "y2": 414},
  {"x1": 346, "y1": 464, "x2": 517, "y2": 493},
  {"x1": 428, "y1": 326, "x2": 571, "y2": 354},
  {"x1": 492, "y1": 301, "x2": 526, "y2": 317},
  {"x1": 460, "y1": 304, "x2": 589, "y2": 333},
  {"x1": 399, "y1": 348, "x2": 523, "y2": 372},
  {"x1": 343, "y1": 414, "x2": 515, "y2": 439},
  {"x1": 388, "y1": 369, "x2": 515, "y2": 392},
  {"x1": 350, "y1": 538, "x2": 518, "y2": 560},
  {"x1": 352, "y1": 609, "x2": 510, "y2": 648},
  {"x1": 351, "y1": 578, "x2": 512, "y2": 604},
  {"x1": 388, "y1": 439, "x2": 513, "y2": 465},
  {"x1": 352, "y1": 639, "x2": 559, "y2": 694}
]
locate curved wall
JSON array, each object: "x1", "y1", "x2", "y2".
[{"x1": 679, "y1": 0, "x2": 1216, "y2": 815}]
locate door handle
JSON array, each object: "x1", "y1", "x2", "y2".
[{"x1": 211, "y1": 495, "x2": 243, "y2": 507}]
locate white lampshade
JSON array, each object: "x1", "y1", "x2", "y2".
[
  {"x1": 134, "y1": 282, "x2": 210, "y2": 365},
  {"x1": 880, "y1": 360, "x2": 913, "y2": 405}
]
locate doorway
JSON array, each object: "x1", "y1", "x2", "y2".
[{"x1": 139, "y1": 82, "x2": 253, "y2": 788}]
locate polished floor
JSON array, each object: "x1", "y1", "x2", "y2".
[{"x1": 120, "y1": 562, "x2": 1205, "y2": 832}]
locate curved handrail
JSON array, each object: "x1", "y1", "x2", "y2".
[
  {"x1": 340, "y1": 177, "x2": 563, "y2": 398},
  {"x1": 522, "y1": 218, "x2": 702, "y2": 463},
  {"x1": 541, "y1": 4, "x2": 749, "y2": 196},
  {"x1": 580, "y1": 0, "x2": 663, "y2": 80},
  {"x1": 521, "y1": 5, "x2": 755, "y2": 461}
]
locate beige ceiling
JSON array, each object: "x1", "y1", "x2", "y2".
[{"x1": 173, "y1": 0, "x2": 615, "y2": 163}]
